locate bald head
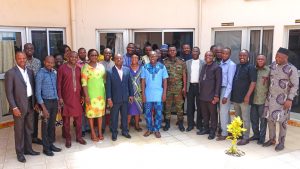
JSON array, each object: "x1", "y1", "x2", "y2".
[
  {"x1": 256, "y1": 54, "x2": 266, "y2": 68},
  {"x1": 114, "y1": 54, "x2": 123, "y2": 68}
]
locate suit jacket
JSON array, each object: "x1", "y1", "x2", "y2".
[
  {"x1": 5, "y1": 66, "x2": 35, "y2": 114},
  {"x1": 106, "y1": 66, "x2": 134, "y2": 104},
  {"x1": 186, "y1": 59, "x2": 205, "y2": 92}
]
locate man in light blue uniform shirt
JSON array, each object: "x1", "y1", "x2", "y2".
[{"x1": 217, "y1": 47, "x2": 236, "y2": 141}]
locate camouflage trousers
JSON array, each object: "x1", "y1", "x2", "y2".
[{"x1": 165, "y1": 90, "x2": 184, "y2": 121}]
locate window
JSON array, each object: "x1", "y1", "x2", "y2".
[
  {"x1": 133, "y1": 29, "x2": 194, "y2": 56},
  {"x1": 213, "y1": 27, "x2": 274, "y2": 64},
  {"x1": 28, "y1": 28, "x2": 65, "y2": 62},
  {"x1": 288, "y1": 28, "x2": 300, "y2": 113},
  {"x1": 96, "y1": 30, "x2": 127, "y2": 56},
  {"x1": 134, "y1": 32, "x2": 162, "y2": 52},
  {"x1": 0, "y1": 27, "x2": 65, "y2": 121},
  {"x1": 0, "y1": 28, "x2": 26, "y2": 119},
  {"x1": 249, "y1": 29, "x2": 273, "y2": 65},
  {"x1": 215, "y1": 30, "x2": 242, "y2": 63}
]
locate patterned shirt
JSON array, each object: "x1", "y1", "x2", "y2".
[
  {"x1": 26, "y1": 57, "x2": 41, "y2": 76},
  {"x1": 253, "y1": 66, "x2": 270, "y2": 105},
  {"x1": 141, "y1": 62, "x2": 169, "y2": 102},
  {"x1": 35, "y1": 68, "x2": 58, "y2": 104},
  {"x1": 164, "y1": 57, "x2": 186, "y2": 91}
]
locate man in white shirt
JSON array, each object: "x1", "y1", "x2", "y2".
[
  {"x1": 5, "y1": 52, "x2": 40, "y2": 163},
  {"x1": 185, "y1": 47, "x2": 205, "y2": 131}
]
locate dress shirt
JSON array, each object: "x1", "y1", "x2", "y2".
[
  {"x1": 190, "y1": 59, "x2": 200, "y2": 83},
  {"x1": 17, "y1": 65, "x2": 33, "y2": 97},
  {"x1": 220, "y1": 59, "x2": 236, "y2": 98},
  {"x1": 35, "y1": 68, "x2": 58, "y2": 104},
  {"x1": 116, "y1": 66, "x2": 123, "y2": 81}
]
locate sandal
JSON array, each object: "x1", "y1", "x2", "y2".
[
  {"x1": 91, "y1": 134, "x2": 99, "y2": 142},
  {"x1": 98, "y1": 135, "x2": 104, "y2": 141},
  {"x1": 135, "y1": 126, "x2": 143, "y2": 132},
  {"x1": 143, "y1": 130, "x2": 153, "y2": 137}
]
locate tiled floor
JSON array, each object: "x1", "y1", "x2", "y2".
[{"x1": 0, "y1": 116, "x2": 300, "y2": 169}]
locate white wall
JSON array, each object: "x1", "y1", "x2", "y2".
[
  {"x1": 74, "y1": 0, "x2": 199, "y2": 51},
  {"x1": 200, "y1": 0, "x2": 300, "y2": 60}
]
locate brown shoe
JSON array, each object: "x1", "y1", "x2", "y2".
[
  {"x1": 154, "y1": 132, "x2": 161, "y2": 138},
  {"x1": 76, "y1": 138, "x2": 87, "y2": 145},
  {"x1": 216, "y1": 135, "x2": 227, "y2": 141},
  {"x1": 237, "y1": 139, "x2": 249, "y2": 146},
  {"x1": 143, "y1": 130, "x2": 153, "y2": 137},
  {"x1": 263, "y1": 139, "x2": 276, "y2": 147},
  {"x1": 65, "y1": 140, "x2": 71, "y2": 148}
]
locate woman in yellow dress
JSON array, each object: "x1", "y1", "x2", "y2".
[{"x1": 81, "y1": 49, "x2": 106, "y2": 141}]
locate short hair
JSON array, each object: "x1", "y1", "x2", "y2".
[
  {"x1": 87, "y1": 49, "x2": 99, "y2": 56},
  {"x1": 144, "y1": 44, "x2": 152, "y2": 49},
  {"x1": 193, "y1": 46, "x2": 200, "y2": 52},
  {"x1": 24, "y1": 43, "x2": 34, "y2": 49},
  {"x1": 168, "y1": 45, "x2": 177, "y2": 50},
  {"x1": 181, "y1": 43, "x2": 191, "y2": 49},
  {"x1": 210, "y1": 45, "x2": 216, "y2": 51},
  {"x1": 127, "y1": 43, "x2": 135, "y2": 48},
  {"x1": 223, "y1": 47, "x2": 232, "y2": 54},
  {"x1": 77, "y1": 47, "x2": 85, "y2": 53},
  {"x1": 240, "y1": 49, "x2": 249, "y2": 54}
]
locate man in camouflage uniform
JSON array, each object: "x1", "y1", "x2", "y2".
[{"x1": 163, "y1": 45, "x2": 187, "y2": 132}]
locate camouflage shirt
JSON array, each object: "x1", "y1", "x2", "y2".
[{"x1": 163, "y1": 57, "x2": 186, "y2": 91}]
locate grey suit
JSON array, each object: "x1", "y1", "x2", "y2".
[
  {"x1": 5, "y1": 66, "x2": 35, "y2": 155},
  {"x1": 185, "y1": 59, "x2": 205, "y2": 128}
]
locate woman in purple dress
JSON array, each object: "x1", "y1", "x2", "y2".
[{"x1": 128, "y1": 54, "x2": 143, "y2": 131}]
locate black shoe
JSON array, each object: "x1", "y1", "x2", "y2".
[
  {"x1": 50, "y1": 145, "x2": 62, "y2": 152},
  {"x1": 17, "y1": 154, "x2": 26, "y2": 163},
  {"x1": 197, "y1": 129, "x2": 209, "y2": 135},
  {"x1": 163, "y1": 120, "x2": 170, "y2": 131},
  {"x1": 82, "y1": 131, "x2": 86, "y2": 137},
  {"x1": 275, "y1": 143, "x2": 285, "y2": 151},
  {"x1": 32, "y1": 138, "x2": 42, "y2": 145},
  {"x1": 237, "y1": 139, "x2": 249, "y2": 145},
  {"x1": 249, "y1": 136, "x2": 259, "y2": 141},
  {"x1": 122, "y1": 133, "x2": 131, "y2": 139},
  {"x1": 263, "y1": 139, "x2": 275, "y2": 147},
  {"x1": 24, "y1": 150, "x2": 40, "y2": 156},
  {"x1": 208, "y1": 134, "x2": 215, "y2": 140},
  {"x1": 257, "y1": 140, "x2": 264, "y2": 145},
  {"x1": 112, "y1": 134, "x2": 117, "y2": 141},
  {"x1": 178, "y1": 120, "x2": 185, "y2": 132},
  {"x1": 186, "y1": 126, "x2": 194, "y2": 132},
  {"x1": 43, "y1": 150, "x2": 54, "y2": 156}
]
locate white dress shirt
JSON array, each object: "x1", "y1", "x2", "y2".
[
  {"x1": 190, "y1": 59, "x2": 200, "y2": 83},
  {"x1": 17, "y1": 65, "x2": 33, "y2": 97},
  {"x1": 115, "y1": 66, "x2": 123, "y2": 81}
]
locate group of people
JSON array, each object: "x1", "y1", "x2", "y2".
[{"x1": 4, "y1": 41, "x2": 298, "y2": 163}]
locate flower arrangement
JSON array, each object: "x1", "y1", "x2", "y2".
[{"x1": 225, "y1": 116, "x2": 246, "y2": 157}]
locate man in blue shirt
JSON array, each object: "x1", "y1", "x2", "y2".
[
  {"x1": 217, "y1": 47, "x2": 236, "y2": 141},
  {"x1": 123, "y1": 43, "x2": 135, "y2": 67},
  {"x1": 141, "y1": 51, "x2": 168, "y2": 138},
  {"x1": 35, "y1": 56, "x2": 61, "y2": 156}
]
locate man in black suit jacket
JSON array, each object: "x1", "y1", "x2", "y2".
[
  {"x1": 106, "y1": 54, "x2": 134, "y2": 141},
  {"x1": 5, "y1": 52, "x2": 40, "y2": 163}
]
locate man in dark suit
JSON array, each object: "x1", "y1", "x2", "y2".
[
  {"x1": 5, "y1": 52, "x2": 40, "y2": 163},
  {"x1": 106, "y1": 54, "x2": 134, "y2": 141}
]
